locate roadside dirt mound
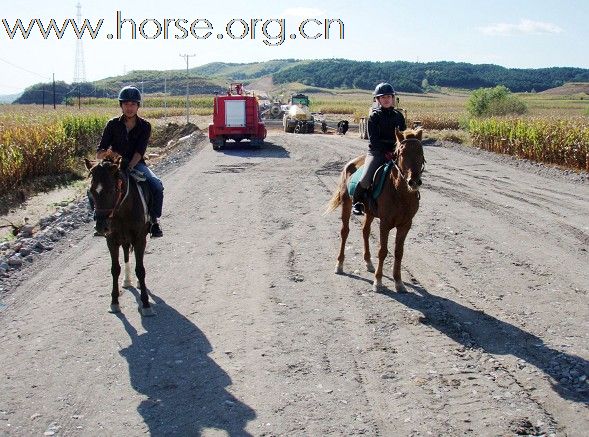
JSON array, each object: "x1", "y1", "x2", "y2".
[{"x1": 150, "y1": 122, "x2": 200, "y2": 148}]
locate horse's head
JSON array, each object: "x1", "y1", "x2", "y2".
[
  {"x1": 393, "y1": 128, "x2": 426, "y2": 191},
  {"x1": 85, "y1": 156, "x2": 126, "y2": 235}
]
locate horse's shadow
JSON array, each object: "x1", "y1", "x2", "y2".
[
  {"x1": 218, "y1": 141, "x2": 290, "y2": 158},
  {"x1": 115, "y1": 288, "x2": 256, "y2": 436},
  {"x1": 377, "y1": 282, "x2": 589, "y2": 404}
]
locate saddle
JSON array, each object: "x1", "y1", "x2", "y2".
[
  {"x1": 348, "y1": 160, "x2": 394, "y2": 200},
  {"x1": 128, "y1": 170, "x2": 152, "y2": 223}
]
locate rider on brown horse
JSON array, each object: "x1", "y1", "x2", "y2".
[
  {"x1": 352, "y1": 82, "x2": 406, "y2": 216},
  {"x1": 95, "y1": 86, "x2": 164, "y2": 237}
]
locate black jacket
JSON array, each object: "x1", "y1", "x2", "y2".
[
  {"x1": 367, "y1": 107, "x2": 406, "y2": 152},
  {"x1": 97, "y1": 115, "x2": 151, "y2": 162}
]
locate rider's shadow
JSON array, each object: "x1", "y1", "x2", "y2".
[
  {"x1": 116, "y1": 289, "x2": 256, "y2": 436},
  {"x1": 381, "y1": 283, "x2": 589, "y2": 405}
]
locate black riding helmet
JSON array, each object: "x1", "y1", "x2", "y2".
[
  {"x1": 373, "y1": 82, "x2": 395, "y2": 98},
  {"x1": 118, "y1": 86, "x2": 141, "y2": 106}
]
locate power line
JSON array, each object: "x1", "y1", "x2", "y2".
[{"x1": 0, "y1": 56, "x2": 50, "y2": 80}]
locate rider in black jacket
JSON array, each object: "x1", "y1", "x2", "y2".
[{"x1": 352, "y1": 82, "x2": 406, "y2": 215}]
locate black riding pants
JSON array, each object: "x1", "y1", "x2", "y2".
[{"x1": 359, "y1": 148, "x2": 386, "y2": 189}]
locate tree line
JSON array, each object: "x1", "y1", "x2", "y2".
[{"x1": 272, "y1": 59, "x2": 589, "y2": 93}]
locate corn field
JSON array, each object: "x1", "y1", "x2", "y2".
[
  {"x1": 0, "y1": 109, "x2": 109, "y2": 195},
  {"x1": 467, "y1": 116, "x2": 589, "y2": 171}
]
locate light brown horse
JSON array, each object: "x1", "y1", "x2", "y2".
[{"x1": 326, "y1": 128, "x2": 425, "y2": 292}]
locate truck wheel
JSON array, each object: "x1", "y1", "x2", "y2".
[
  {"x1": 270, "y1": 105, "x2": 281, "y2": 118},
  {"x1": 212, "y1": 139, "x2": 224, "y2": 150}
]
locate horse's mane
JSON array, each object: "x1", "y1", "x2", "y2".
[
  {"x1": 401, "y1": 128, "x2": 423, "y2": 140},
  {"x1": 87, "y1": 150, "x2": 122, "y2": 174}
]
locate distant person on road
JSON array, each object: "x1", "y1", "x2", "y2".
[
  {"x1": 95, "y1": 86, "x2": 164, "y2": 237},
  {"x1": 352, "y1": 82, "x2": 406, "y2": 216}
]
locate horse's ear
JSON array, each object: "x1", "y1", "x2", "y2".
[
  {"x1": 395, "y1": 127, "x2": 404, "y2": 143},
  {"x1": 416, "y1": 129, "x2": 423, "y2": 141},
  {"x1": 84, "y1": 158, "x2": 94, "y2": 171}
]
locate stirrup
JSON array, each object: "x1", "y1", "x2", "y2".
[
  {"x1": 130, "y1": 168, "x2": 146, "y2": 182},
  {"x1": 352, "y1": 202, "x2": 365, "y2": 216}
]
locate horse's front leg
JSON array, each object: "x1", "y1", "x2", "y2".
[
  {"x1": 133, "y1": 238, "x2": 154, "y2": 316},
  {"x1": 106, "y1": 238, "x2": 121, "y2": 313},
  {"x1": 362, "y1": 214, "x2": 375, "y2": 272},
  {"x1": 335, "y1": 192, "x2": 352, "y2": 274},
  {"x1": 392, "y1": 223, "x2": 411, "y2": 293},
  {"x1": 373, "y1": 224, "x2": 391, "y2": 292},
  {"x1": 122, "y1": 243, "x2": 132, "y2": 288}
]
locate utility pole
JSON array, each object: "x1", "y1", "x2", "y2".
[
  {"x1": 179, "y1": 53, "x2": 195, "y2": 124},
  {"x1": 52, "y1": 73, "x2": 56, "y2": 109},
  {"x1": 164, "y1": 76, "x2": 167, "y2": 119}
]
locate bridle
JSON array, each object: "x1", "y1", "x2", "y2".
[
  {"x1": 392, "y1": 138, "x2": 426, "y2": 181},
  {"x1": 93, "y1": 166, "x2": 130, "y2": 219}
]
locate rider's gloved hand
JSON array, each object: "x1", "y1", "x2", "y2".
[{"x1": 120, "y1": 157, "x2": 130, "y2": 171}]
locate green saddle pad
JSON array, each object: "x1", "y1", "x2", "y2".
[{"x1": 347, "y1": 162, "x2": 394, "y2": 200}]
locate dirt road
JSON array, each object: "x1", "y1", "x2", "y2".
[{"x1": 1, "y1": 130, "x2": 587, "y2": 436}]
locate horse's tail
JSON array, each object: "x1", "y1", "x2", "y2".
[
  {"x1": 324, "y1": 157, "x2": 363, "y2": 215},
  {"x1": 324, "y1": 172, "x2": 346, "y2": 215}
]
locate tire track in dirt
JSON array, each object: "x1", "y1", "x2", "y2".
[{"x1": 257, "y1": 136, "x2": 384, "y2": 435}]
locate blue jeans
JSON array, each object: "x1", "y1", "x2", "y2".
[{"x1": 134, "y1": 162, "x2": 164, "y2": 219}]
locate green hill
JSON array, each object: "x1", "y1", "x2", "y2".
[{"x1": 13, "y1": 59, "x2": 589, "y2": 104}]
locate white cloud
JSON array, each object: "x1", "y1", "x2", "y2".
[
  {"x1": 281, "y1": 8, "x2": 326, "y2": 18},
  {"x1": 479, "y1": 19, "x2": 563, "y2": 36}
]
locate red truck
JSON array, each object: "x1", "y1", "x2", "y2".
[{"x1": 208, "y1": 83, "x2": 266, "y2": 150}]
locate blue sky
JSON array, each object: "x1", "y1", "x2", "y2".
[{"x1": 0, "y1": 0, "x2": 587, "y2": 94}]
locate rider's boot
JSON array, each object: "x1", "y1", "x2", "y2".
[
  {"x1": 150, "y1": 219, "x2": 163, "y2": 238},
  {"x1": 352, "y1": 184, "x2": 367, "y2": 216}
]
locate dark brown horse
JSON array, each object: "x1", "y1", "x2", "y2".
[
  {"x1": 85, "y1": 154, "x2": 154, "y2": 316},
  {"x1": 326, "y1": 128, "x2": 425, "y2": 292}
]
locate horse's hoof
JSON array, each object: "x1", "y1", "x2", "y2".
[
  {"x1": 140, "y1": 306, "x2": 155, "y2": 317},
  {"x1": 395, "y1": 281, "x2": 408, "y2": 293},
  {"x1": 110, "y1": 304, "x2": 121, "y2": 313},
  {"x1": 372, "y1": 281, "x2": 383, "y2": 292},
  {"x1": 366, "y1": 262, "x2": 375, "y2": 273},
  {"x1": 122, "y1": 280, "x2": 132, "y2": 288},
  {"x1": 335, "y1": 263, "x2": 343, "y2": 274}
]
